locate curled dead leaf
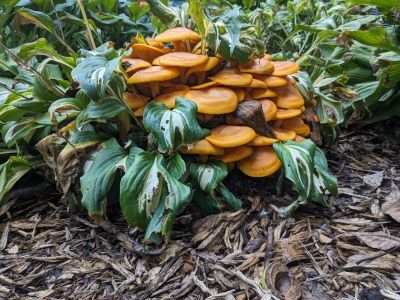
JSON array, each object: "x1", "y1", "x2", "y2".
[{"x1": 265, "y1": 262, "x2": 302, "y2": 300}]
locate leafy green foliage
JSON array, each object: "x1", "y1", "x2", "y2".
[
  {"x1": 0, "y1": 156, "x2": 31, "y2": 206},
  {"x1": 143, "y1": 98, "x2": 209, "y2": 154},
  {"x1": 273, "y1": 140, "x2": 337, "y2": 207}
]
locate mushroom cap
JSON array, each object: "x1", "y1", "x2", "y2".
[
  {"x1": 259, "y1": 99, "x2": 277, "y2": 121},
  {"x1": 271, "y1": 61, "x2": 299, "y2": 76},
  {"x1": 250, "y1": 88, "x2": 278, "y2": 99},
  {"x1": 155, "y1": 27, "x2": 201, "y2": 42},
  {"x1": 186, "y1": 57, "x2": 219, "y2": 77},
  {"x1": 254, "y1": 75, "x2": 288, "y2": 87},
  {"x1": 238, "y1": 57, "x2": 274, "y2": 74},
  {"x1": 211, "y1": 69, "x2": 253, "y2": 87},
  {"x1": 190, "y1": 81, "x2": 219, "y2": 89},
  {"x1": 232, "y1": 88, "x2": 246, "y2": 102},
  {"x1": 123, "y1": 92, "x2": 149, "y2": 109},
  {"x1": 295, "y1": 135, "x2": 306, "y2": 142},
  {"x1": 247, "y1": 135, "x2": 278, "y2": 146},
  {"x1": 127, "y1": 66, "x2": 180, "y2": 84},
  {"x1": 152, "y1": 56, "x2": 161, "y2": 65},
  {"x1": 133, "y1": 105, "x2": 145, "y2": 117},
  {"x1": 212, "y1": 145, "x2": 254, "y2": 163},
  {"x1": 122, "y1": 58, "x2": 152, "y2": 73},
  {"x1": 180, "y1": 139, "x2": 224, "y2": 155},
  {"x1": 153, "y1": 84, "x2": 189, "y2": 109},
  {"x1": 205, "y1": 125, "x2": 256, "y2": 148},
  {"x1": 184, "y1": 87, "x2": 238, "y2": 114},
  {"x1": 249, "y1": 78, "x2": 268, "y2": 88},
  {"x1": 131, "y1": 44, "x2": 170, "y2": 63},
  {"x1": 145, "y1": 37, "x2": 164, "y2": 48},
  {"x1": 272, "y1": 127, "x2": 296, "y2": 141},
  {"x1": 273, "y1": 84, "x2": 305, "y2": 109},
  {"x1": 281, "y1": 117, "x2": 310, "y2": 135},
  {"x1": 273, "y1": 108, "x2": 302, "y2": 120},
  {"x1": 157, "y1": 52, "x2": 208, "y2": 68},
  {"x1": 237, "y1": 146, "x2": 281, "y2": 177},
  {"x1": 263, "y1": 54, "x2": 273, "y2": 61}
]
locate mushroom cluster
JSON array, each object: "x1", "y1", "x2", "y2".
[{"x1": 123, "y1": 27, "x2": 313, "y2": 178}]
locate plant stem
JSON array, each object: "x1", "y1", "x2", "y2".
[
  {"x1": 0, "y1": 83, "x2": 31, "y2": 100},
  {"x1": 77, "y1": 0, "x2": 96, "y2": 50}
]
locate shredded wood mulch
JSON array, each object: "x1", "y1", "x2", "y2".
[{"x1": 1, "y1": 121, "x2": 400, "y2": 300}]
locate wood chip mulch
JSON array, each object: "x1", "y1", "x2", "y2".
[{"x1": 1, "y1": 121, "x2": 400, "y2": 300}]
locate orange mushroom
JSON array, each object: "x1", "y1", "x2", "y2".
[
  {"x1": 237, "y1": 146, "x2": 281, "y2": 177},
  {"x1": 273, "y1": 108, "x2": 302, "y2": 120},
  {"x1": 131, "y1": 44, "x2": 170, "y2": 63},
  {"x1": 270, "y1": 61, "x2": 299, "y2": 76},
  {"x1": 205, "y1": 125, "x2": 256, "y2": 147},
  {"x1": 271, "y1": 127, "x2": 296, "y2": 141},
  {"x1": 155, "y1": 27, "x2": 201, "y2": 51},
  {"x1": 273, "y1": 84, "x2": 305, "y2": 109},
  {"x1": 190, "y1": 81, "x2": 219, "y2": 89},
  {"x1": 250, "y1": 88, "x2": 278, "y2": 99},
  {"x1": 232, "y1": 88, "x2": 246, "y2": 102},
  {"x1": 180, "y1": 139, "x2": 224, "y2": 155},
  {"x1": 247, "y1": 135, "x2": 278, "y2": 146},
  {"x1": 122, "y1": 58, "x2": 151, "y2": 74},
  {"x1": 127, "y1": 66, "x2": 180, "y2": 97},
  {"x1": 133, "y1": 105, "x2": 145, "y2": 117},
  {"x1": 153, "y1": 84, "x2": 189, "y2": 109},
  {"x1": 211, "y1": 69, "x2": 253, "y2": 87},
  {"x1": 238, "y1": 56, "x2": 274, "y2": 74},
  {"x1": 156, "y1": 52, "x2": 208, "y2": 68},
  {"x1": 211, "y1": 146, "x2": 253, "y2": 163},
  {"x1": 123, "y1": 92, "x2": 149, "y2": 109},
  {"x1": 184, "y1": 87, "x2": 238, "y2": 114},
  {"x1": 281, "y1": 117, "x2": 311, "y2": 136},
  {"x1": 259, "y1": 99, "x2": 277, "y2": 121},
  {"x1": 253, "y1": 75, "x2": 288, "y2": 87},
  {"x1": 185, "y1": 57, "x2": 220, "y2": 84}
]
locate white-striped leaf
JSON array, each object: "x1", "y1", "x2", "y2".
[
  {"x1": 273, "y1": 140, "x2": 337, "y2": 206},
  {"x1": 143, "y1": 98, "x2": 209, "y2": 154},
  {"x1": 120, "y1": 152, "x2": 191, "y2": 242},
  {"x1": 80, "y1": 138, "x2": 135, "y2": 217},
  {"x1": 190, "y1": 161, "x2": 242, "y2": 212}
]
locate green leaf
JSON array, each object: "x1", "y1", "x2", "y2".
[
  {"x1": 190, "y1": 161, "x2": 242, "y2": 211},
  {"x1": 16, "y1": 8, "x2": 76, "y2": 55},
  {"x1": 222, "y1": 5, "x2": 241, "y2": 56},
  {"x1": 0, "y1": 156, "x2": 31, "y2": 206},
  {"x1": 345, "y1": 27, "x2": 400, "y2": 53},
  {"x1": 120, "y1": 151, "x2": 191, "y2": 242},
  {"x1": 17, "y1": 38, "x2": 76, "y2": 69},
  {"x1": 71, "y1": 50, "x2": 123, "y2": 100},
  {"x1": 273, "y1": 140, "x2": 337, "y2": 206},
  {"x1": 143, "y1": 98, "x2": 209, "y2": 154},
  {"x1": 76, "y1": 98, "x2": 126, "y2": 129},
  {"x1": 273, "y1": 140, "x2": 316, "y2": 201},
  {"x1": 80, "y1": 138, "x2": 130, "y2": 217}
]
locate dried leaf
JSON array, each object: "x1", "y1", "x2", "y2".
[
  {"x1": 350, "y1": 231, "x2": 400, "y2": 251},
  {"x1": 362, "y1": 172, "x2": 383, "y2": 189},
  {"x1": 382, "y1": 183, "x2": 400, "y2": 223}
]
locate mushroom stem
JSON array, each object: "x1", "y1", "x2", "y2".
[
  {"x1": 179, "y1": 67, "x2": 187, "y2": 84},
  {"x1": 149, "y1": 82, "x2": 160, "y2": 98},
  {"x1": 197, "y1": 72, "x2": 206, "y2": 84},
  {"x1": 172, "y1": 41, "x2": 182, "y2": 52},
  {"x1": 185, "y1": 39, "x2": 191, "y2": 52}
]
